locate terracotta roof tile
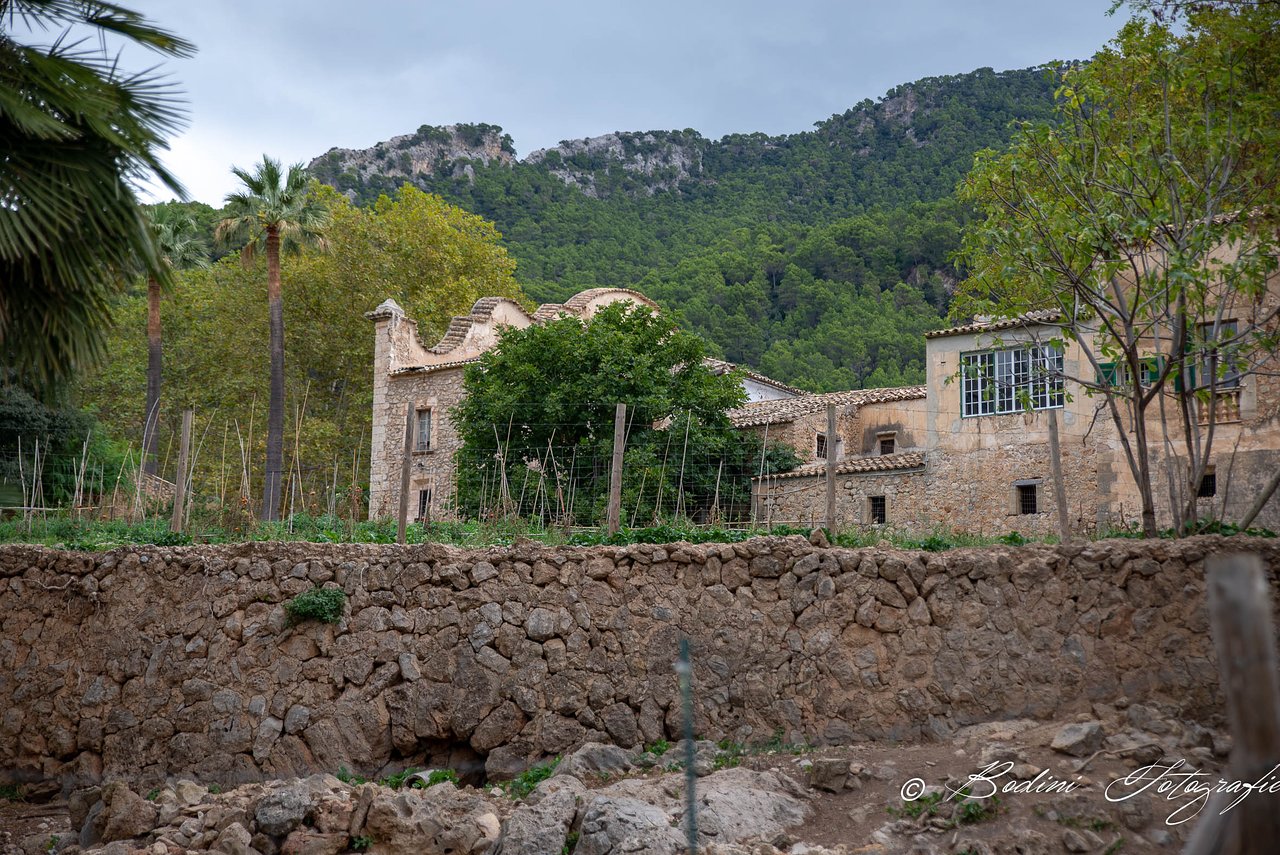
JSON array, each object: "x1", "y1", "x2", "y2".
[
  {"x1": 390, "y1": 358, "x2": 481, "y2": 376},
  {"x1": 762, "y1": 451, "x2": 926, "y2": 481},
  {"x1": 727, "y1": 386, "x2": 926, "y2": 428},
  {"x1": 924, "y1": 310, "x2": 1062, "y2": 339}
]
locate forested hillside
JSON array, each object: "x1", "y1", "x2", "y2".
[{"x1": 309, "y1": 66, "x2": 1060, "y2": 390}]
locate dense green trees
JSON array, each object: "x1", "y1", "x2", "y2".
[
  {"x1": 217, "y1": 157, "x2": 331, "y2": 520},
  {"x1": 453, "y1": 302, "x2": 798, "y2": 524},
  {"x1": 0, "y1": 0, "x2": 193, "y2": 395},
  {"x1": 81, "y1": 187, "x2": 522, "y2": 516}
]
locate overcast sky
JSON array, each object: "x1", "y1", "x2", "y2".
[{"x1": 130, "y1": 0, "x2": 1128, "y2": 205}]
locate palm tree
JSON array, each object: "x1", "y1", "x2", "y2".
[
  {"x1": 0, "y1": 1, "x2": 193, "y2": 395},
  {"x1": 142, "y1": 206, "x2": 209, "y2": 476},
  {"x1": 216, "y1": 157, "x2": 329, "y2": 521}
]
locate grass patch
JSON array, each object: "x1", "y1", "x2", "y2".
[
  {"x1": 503, "y1": 757, "x2": 560, "y2": 799},
  {"x1": 0, "y1": 783, "x2": 24, "y2": 801},
  {"x1": 336, "y1": 766, "x2": 368, "y2": 786}
]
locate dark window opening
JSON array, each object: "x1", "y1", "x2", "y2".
[
  {"x1": 1017, "y1": 484, "x2": 1038, "y2": 515},
  {"x1": 417, "y1": 488, "x2": 432, "y2": 520},
  {"x1": 815, "y1": 433, "x2": 828, "y2": 458},
  {"x1": 1198, "y1": 470, "x2": 1217, "y2": 498},
  {"x1": 415, "y1": 409, "x2": 432, "y2": 452},
  {"x1": 869, "y1": 495, "x2": 887, "y2": 524},
  {"x1": 879, "y1": 436, "x2": 895, "y2": 455}
]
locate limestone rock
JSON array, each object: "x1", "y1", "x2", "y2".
[
  {"x1": 99, "y1": 782, "x2": 158, "y2": 843},
  {"x1": 255, "y1": 784, "x2": 312, "y2": 837},
  {"x1": 1050, "y1": 721, "x2": 1104, "y2": 757},
  {"x1": 554, "y1": 741, "x2": 635, "y2": 781},
  {"x1": 493, "y1": 776, "x2": 584, "y2": 855},
  {"x1": 362, "y1": 784, "x2": 500, "y2": 855},
  {"x1": 211, "y1": 822, "x2": 254, "y2": 855}
]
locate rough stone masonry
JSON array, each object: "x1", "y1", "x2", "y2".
[{"x1": 1, "y1": 536, "x2": 1273, "y2": 792}]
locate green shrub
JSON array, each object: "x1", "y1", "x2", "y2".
[
  {"x1": 503, "y1": 757, "x2": 560, "y2": 799},
  {"x1": 285, "y1": 588, "x2": 345, "y2": 624}
]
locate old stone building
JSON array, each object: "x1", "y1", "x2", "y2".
[
  {"x1": 749, "y1": 308, "x2": 1280, "y2": 534},
  {"x1": 366, "y1": 288, "x2": 801, "y2": 520}
]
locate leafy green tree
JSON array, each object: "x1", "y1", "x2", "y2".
[
  {"x1": 142, "y1": 206, "x2": 209, "y2": 475},
  {"x1": 216, "y1": 157, "x2": 330, "y2": 520},
  {"x1": 955, "y1": 8, "x2": 1280, "y2": 536},
  {"x1": 81, "y1": 186, "x2": 521, "y2": 515},
  {"x1": 0, "y1": 0, "x2": 193, "y2": 395},
  {"x1": 453, "y1": 302, "x2": 798, "y2": 524}
]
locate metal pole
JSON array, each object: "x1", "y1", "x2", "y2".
[{"x1": 677, "y1": 638, "x2": 697, "y2": 853}]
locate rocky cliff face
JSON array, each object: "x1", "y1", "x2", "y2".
[
  {"x1": 525, "y1": 130, "x2": 707, "y2": 198},
  {"x1": 306, "y1": 71, "x2": 1016, "y2": 202},
  {"x1": 307, "y1": 123, "x2": 517, "y2": 199}
]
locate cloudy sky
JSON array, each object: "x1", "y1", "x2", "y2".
[{"x1": 131, "y1": 0, "x2": 1128, "y2": 205}]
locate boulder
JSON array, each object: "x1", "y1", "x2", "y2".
[
  {"x1": 99, "y1": 782, "x2": 158, "y2": 843},
  {"x1": 362, "y1": 784, "x2": 501, "y2": 855},
  {"x1": 492, "y1": 776, "x2": 585, "y2": 855},
  {"x1": 1050, "y1": 721, "x2": 1104, "y2": 757},
  {"x1": 554, "y1": 741, "x2": 635, "y2": 781},
  {"x1": 255, "y1": 784, "x2": 312, "y2": 837}
]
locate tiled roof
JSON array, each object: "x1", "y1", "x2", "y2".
[
  {"x1": 390, "y1": 358, "x2": 481, "y2": 376},
  {"x1": 532, "y1": 303, "x2": 566, "y2": 321},
  {"x1": 727, "y1": 386, "x2": 927, "y2": 428},
  {"x1": 924, "y1": 310, "x2": 1062, "y2": 339},
  {"x1": 761, "y1": 451, "x2": 926, "y2": 481}
]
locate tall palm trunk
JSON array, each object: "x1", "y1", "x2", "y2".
[
  {"x1": 144, "y1": 276, "x2": 162, "y2": 476},
  {"x1": 262, "y1": 226, "x2": 285, "y2": 521}
]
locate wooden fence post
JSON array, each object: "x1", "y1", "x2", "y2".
[
  {"x1": 1185, "y1": 553, "x2": 1280, "y2": 854},
  {"x1": 170, "y1": 409, "x2": 192, "y2": 534},
  {"x1": 825, "y1": 403, "x2": 837, "y2": 532},
  {"x1": 397, "y1": 403, "x2": 415, "y2": 545},
  {"x1": 606, "y1": 403, "x2": 626, "y2": 534}
]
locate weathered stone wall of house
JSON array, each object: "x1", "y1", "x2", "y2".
[
  {"x1": 2, "y1": 537, "x2": 1271, "y2": 793},
  {"x1": 757, "y1": 469, "x2": 929, "y2": 529},
  {"x1": 368, "y1": 368, "x2": 467, "y2": 521}
]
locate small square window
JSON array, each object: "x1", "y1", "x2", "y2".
[
  {"x1": 414, "y1": 409, "x2": 432, "y2": 452},
  {"x1": 1017, "y1": 484, "x2": 1038, "y2": 515},
  {"x1": 869, "y1": 495, "x2": 887, "y2": 525},
  {"x1": 1198, "y1": 469, "x2": 1217, "y2": 498},
  {"x1": 879, "y1": 436, "x2": 895, "y2": 455}
]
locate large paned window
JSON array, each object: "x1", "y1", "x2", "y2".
[{"x1": 961, "y1": 345, "x2": 1064, "y2": 417}]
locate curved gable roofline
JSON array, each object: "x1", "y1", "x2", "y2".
[
  {"x1": 427, "y1": 296, "x2": 533, "y2": 355},
  {"x1": 560, "y1": 287, "x2": 659, "y2": 314},
  {"x1": 421, "y1": 288, "x2": 660, "y2": 357}
]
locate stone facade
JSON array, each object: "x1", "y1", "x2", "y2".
[
  {"x1": 1, "y1": 537, "x2": 1267, "y2": 791},
  {"x1": 748, "y1": 283, "x2": 1280, "y2": 534}
]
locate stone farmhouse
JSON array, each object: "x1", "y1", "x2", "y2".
[
  {"x1": 366, "y1": 288, "x2": 804, "y2": 520},
  {"x1": 746, "y1": 308, "x2": 1280, "y2": 535},
  {"x1": 369, "y1": 269, "x2": 1280, "y2": 534}
]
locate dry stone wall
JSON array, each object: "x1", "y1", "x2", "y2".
[{"x1": 1, "y1": 536, "x2": 1273, "y2": 792}]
